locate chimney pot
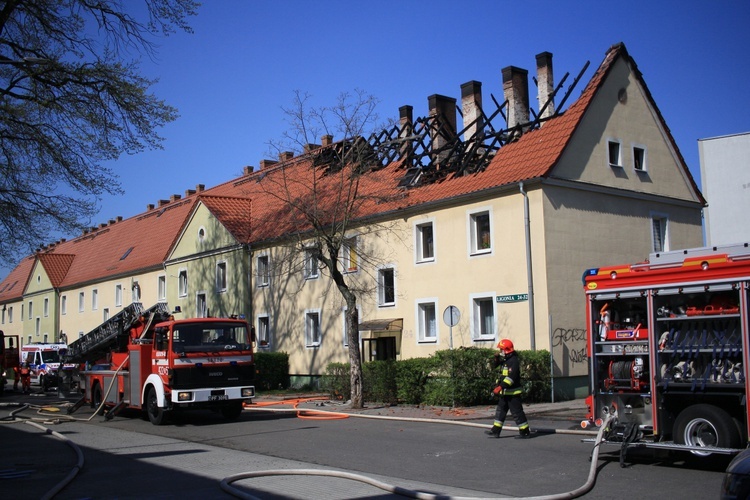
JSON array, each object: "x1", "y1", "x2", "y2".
[
  {"x1": 321, "y1": 134, "x2": 333, "y2": 147},
  {"x1": 535, "y1": 52, "x2": 555, "y2": 121}
]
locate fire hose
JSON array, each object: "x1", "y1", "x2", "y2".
[{"x1": 220, "y1": 412, "x2": 614, "y2": 500}]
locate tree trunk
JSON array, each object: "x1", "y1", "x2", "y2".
[{"x1": 346, "y1": 303, "x2": 363, "y2": 408}]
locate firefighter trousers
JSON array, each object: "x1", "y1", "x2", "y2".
[{"x1": 494, "y1": 394, "x2": 529, "y2": 430}]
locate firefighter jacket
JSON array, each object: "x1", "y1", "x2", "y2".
[{"x1": 494, "y1": 351, "x2": 523, "y2": 396}]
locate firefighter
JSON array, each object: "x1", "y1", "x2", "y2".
[
  {"x1": 19, "y1": 361, "x2": 31, "y2": 394},
  {"x1": 486, "y1": 338, "x2": 531, "y2": 439}
]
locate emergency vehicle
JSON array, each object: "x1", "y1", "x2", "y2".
[
  {"x1": 64, "y1": 302, "x2": 256, "y2": 425},
  {"x1": 583, "y1": 243, "x2": 750, "y2": 457},
  {"x1": 20, "y1": 342, "x2": 74, "y2": 390}
]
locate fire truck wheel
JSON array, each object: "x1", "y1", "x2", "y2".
[
  {"x1": 146, "y1": 387, "x2": 166, "y2": 426},
  {"x1": 221, "y1": 401, "x2": 244, "y2": 420},
  {"x1": 674, "y1": 404, "x2": 741, "y2": 455},
  {"x1": 92, "y1": 383, "x2": 105, "y2": 415}
]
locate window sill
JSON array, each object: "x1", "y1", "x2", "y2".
[
  {"x1": 609, "y1": 163, "x2": 623, "y2": 168},
  {"x1": 378, "y1": 303, "x2": 395, "y2": 308},
  {"x1": 418, "y1": 339, "x2": 437, "y2": 344},
  {"x1": 470, "y1": 249, "x2": 492, "y2": 256},
  {"x1": 416, "y1": 258, "x2": 435, "y2": 264}
]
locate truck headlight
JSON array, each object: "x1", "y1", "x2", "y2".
[
  {"x1": 177, "y1": 392, "x2": 193, "y2": 402},
  {"x1": 241, "y1": 387, "x2": 255, "y2": 398}
]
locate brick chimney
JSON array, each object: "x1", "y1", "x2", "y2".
[
  {"x1": 158, "y1": 199, "x2": 169, "y2": 207},
  {"x1": 185, "y1": 188, "x2": 197, "y2": 197},
  {"x1": 147, "y1": 203, "x2": 155, "y2": 211},
  {"x1": 428, "y1": 94, "x2": 457, "y2": 164},
  {"x1": 321, "y1": 134, "x2": 333, "y2": 147},
  {"x1": 170, "y1": 194, "x2": 181, "y2": 202},
  {"x1": 242, "y1": 166, "x2": 254, "y2": 176},
  {"x1": 536, "y1": 52, "x2": 555, "y2": 120},
  {"x1": 196, "y1": 184, "x2": 205, "y2": 192},
  {"x1": 279, "y1": 151, "x2": 294, "y2": 162},
  {"x1": 502, "y1": 66, "x2": 530, "y2": 131},
  {"x1": 460, "y1": 80, "x2": 484, "y2": 142},
  {"x1": 399, "y1": 105, "x2": 413, "y2": 161},
  {"x1": 259, "y1": 159, "x2": 277, "y2": 170}
]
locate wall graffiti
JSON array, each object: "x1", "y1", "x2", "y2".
[{"x1": 552, "y1": 328, "x2": 587, "y2": 374}]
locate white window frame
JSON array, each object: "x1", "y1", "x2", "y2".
[
  {"x1": 157, "y1": 275, "x2": 166, "y2": 302},
  {"x1": 132, "y1": 281, "x2": 141, "y2": 302},
  {"x1": 257, "y1": 255, "x2": 270, "y2": 287},
  {"x1": 470, "y1": 293, "x2": 496, "y2": 341},
  {"x1": 216, "y1": 261, "x2": 228, "y2": 292},
  {"x1": 178, "y1": 269, "x2": 188, "y2": 298},
  {"x1": 8, "y1": 306, "x2": 12, "y2": 323},
  {"x1": 60, "y1": 297, "x2": 66, "y2": 316},
  {"x1": 196, "y1": 292, "x2": 207, "y2": 318},
  {"x1": 91, "y1": 289, "x2": 98, "y2": 311},
  {"x1": 305, "y1": 309, "x2": 322, "y2": 348},
  {"x1": 257, "y1": 314, "x2": 271, "y2": 348},
  {"x1": 414, "y1": 220, "x2": 436, "y2": 263},
  {"x1": 342, "y1": 236, "x2": 359, "y2": 273},
  {"x1": 43, "y1": 297, "x2": 49, "y2": 317},
  {"x1": 304, "y1": 248, "x2": 319, "y2": 280},
  {"x1": 632, "y1": 143, "x2": 647, "y2": 172},
  {"x1": 115, "y1": 284, "x2": 123, "y2": 307},
  {"x1": 378, "y1": 266, "x2": 396, "y2": 307},
  {"x1": 416, "y1": 298, "x2": 438, "y2": 343},
  {"x1": 607, "y1": 138, "x2": 622, "y2": 167},
  {"x1": 35, "y1": 317, "x2": 40, "y2": 336},
  {"x1": 28, "y1": 300, "x2": 33, "y2": 320},
  {"x1": 78, "y1": 292, "x2": 85, "y2": 312},
  {"x1": 468, "y1": 208, "x2": 493, "y2": 256},
  {"x1": 103, "y1": 308, "x2": 110, "y2": 322},
  {"x1": 651, "y1": 212, "x2": 669, "y2": 253}
]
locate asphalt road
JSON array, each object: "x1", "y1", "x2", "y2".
[{"x1": 0, "y1": 394, "x2": 732, "y2": 499}]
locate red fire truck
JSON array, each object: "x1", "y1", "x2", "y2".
[
  {"x1": 583, "y1": 243, "x2": 750, "y2": 458},
  {"x1": 65, "y1": 303, "x2": 256, "y2": 425}
]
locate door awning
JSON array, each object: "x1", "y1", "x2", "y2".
[{"x1": 358, "y1": 318, "x2": 403, "y2": 332}]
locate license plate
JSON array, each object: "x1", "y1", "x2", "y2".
[{"x1": 208, "y1": 395, "x2": 228, "y2": 401}]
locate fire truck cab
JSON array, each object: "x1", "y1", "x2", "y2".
[{"x1": 583, "y1": 243, "x2": 750, "y2": 457}]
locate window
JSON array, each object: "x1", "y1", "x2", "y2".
[
  {"x1": 633, "y1": 145, "x2": 647, "y2": 171},
  {"x1": 196, "y1": 293, "x2": 207, "y2": 318},
  {"x1": 1, "y1": 308, "x2": 4, "y2": 324},
  {"x1": 35, "y1": 317, "x2": 40, "y2": 336},
  {"x1": 305, "y1": 310, "x2": 321, "y2": 347},
  {"x1": 378, "y1": 267, "x2": 396, "y2": 306},
  {"x1": 43, "y1": 298, "x2": 49, "y2": 317},
  {"x1": 158, "y1": 276, "x2": 166, "y2": 302},
  {"x1": 415, "y1": 222, "x2": 435, "y2": 262},
  {"x1": 79, "y1": 292, "x2": 84, "y2": 312},
  {"x1": 7, "y1": 306, "x2": 12, "y2": 323},
  {"x1": 417, "y1": 299, "x2": 437, "y2": 342},
  {"x1": 470, "y1": 210, "x2": 492, "y2": 254},
  {"x1": 608, "y1": 140, "x2": 622, "y2": 167},
  {"x1": 178, "y1": 269, "x2": 188, "y2": 297},
  {"x1": 652, "y1": 215, "x2": 669, "y2": 253},
  {"x1": 257, "y1": 315, "x2": 270, "y2": 348},
  {"x1": 61, "y1": 296, "x2": 66, "y2": 316},
  {"x1": 257, "y1": 255, "x2": 269, "y2": 287},
  {"x1": 103, "y1": 308, "x2": 110, "y2": 321},
  {"x1": 471, "y1": 295, "x2": 495, "y2": 340},
  {"x1": 115, "y1": 284, "x2": 123, "y2": 307},
  {"x1": 43, "y1": 333, "x2": 48, "y2": 343},
  {"x1": 304, "y1": 249, "x2": 319, "y2": 279},
  {"x1": 20, "y1": 304, "x2": 23, "y2": 322},
  {"x1": 341, "y1": 305, "x2": 360, "y2": 348},
  {"x1": 343, "y1": 237, "x2": 358, "y2": 272},
  {"x1": 216, "y1": 261, "x2": 227, "y2": 292},
  {"x1": 92, "y1": 289, "x2": 98, "y2": 310},
  {"x1": 28, "y1": 301, "x2": 33, "y2": 320},
  {"x1": 132, "y1": 282, "x2": 141, "y2": 302}
]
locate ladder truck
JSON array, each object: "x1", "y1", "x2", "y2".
[
  {"x1": 582, "y1": 243, "x2": 750, "y2": 459},
  {"x1": 65, "y1": 303, "x2": 256, "y2": 425}
]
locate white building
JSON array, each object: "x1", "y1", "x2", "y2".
[{"x1": 699, "y1": 131, "x2": 750, "y2": 245}]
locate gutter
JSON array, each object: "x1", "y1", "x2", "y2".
[{"x1": 519, "y1": 182, "x2": 536, "y2": 350}]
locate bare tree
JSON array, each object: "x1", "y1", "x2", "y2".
[
  {"x1": 262, "y1": 90, "x2": 397, "y2": 409},
  {"x1": 0, "y1": 0, "x2": 197, "y2": 266}
]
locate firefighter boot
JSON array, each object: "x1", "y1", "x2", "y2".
[
  {"x1": 515, "y1": 427, "x2": 531, "y2": 439},
  {"x1": 485, "y1": 424, "x2": 502, "y2": 438}
]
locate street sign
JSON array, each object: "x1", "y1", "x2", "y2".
[
  {"x1": 443, "y1": 305, "x2": 460, "y2": 327},
  {"x1": 496, "y1": 294, "x2": 528, "y2": 303}
]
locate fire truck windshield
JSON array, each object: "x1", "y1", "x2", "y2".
[{"x1": 172, "y1": 323, "x2": 250, "y2": 353}]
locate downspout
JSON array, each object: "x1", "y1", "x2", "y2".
[{"x1": 519, "y1": 182, "x2": 536, "y2": 350}]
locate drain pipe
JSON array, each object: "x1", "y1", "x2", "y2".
[{"x1": 520, "y1": 182, "x2": 536, "y2": 350}]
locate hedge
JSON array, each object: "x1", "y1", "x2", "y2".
[{"x1": 254, "y1": 351, "x2": 290, "y2": 391}]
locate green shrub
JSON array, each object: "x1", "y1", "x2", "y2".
[
  {"x1": 395, "y1": 357, "x2": 434, "y2": 404},
  {"x1": 254, "y1": 351, "x2": 290, "y2": 391},
  {"x1": 323, "y1": 362, "x2": 350, "y2": 401},
  {"x1": 518, "y1": 349, "x2": 552, "y2": 403},
  {"x1": 363, "y1": 360, "x2": 398, "y2": 405}
]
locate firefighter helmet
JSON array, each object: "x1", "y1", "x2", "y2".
[{"x1": 497, "y1": 338, "x2": 515, "y2": 354}]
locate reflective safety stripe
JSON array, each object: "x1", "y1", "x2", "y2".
[
  {"x1": 504, "y1": 387, "x2": 522, "y2": 395},
  {"x1": 492, "y1": 422, "x2": 504, "y2": 428},
  {"x1": 518, "y1": 422, "x2": 529, "y2": 430},
  {"x1": 502, "y1": 377, "x2": 514, "y2": 386}
]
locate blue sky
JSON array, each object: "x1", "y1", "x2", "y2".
[{"x1": 3, "y1": 0, "x2": 749, "y2": 279}]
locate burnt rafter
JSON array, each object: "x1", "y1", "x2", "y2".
[{"x1": 311, "y1": 59, "x2": 589, "y2": 189}]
